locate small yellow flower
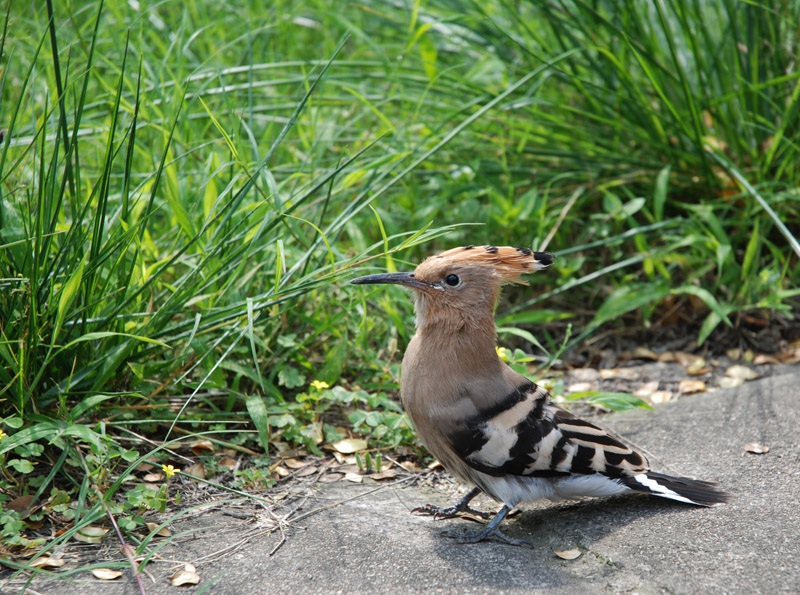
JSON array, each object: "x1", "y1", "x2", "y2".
[
  {"x1": 496, "y1": 346, "x2": 511, "y2": 362},
  {"x1": 162, "y1": 464, "x2": 179, "y2": 479},
  {"x1": 0, "y1": 429, "x2": 6, "y2": 440},
  {"x1": 310, "y1": 380, "x2": 330, "y2": 391}
]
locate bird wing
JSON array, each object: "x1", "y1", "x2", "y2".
[{"x1": 447, "y1": 381, "x2": 648, "y2": 479}]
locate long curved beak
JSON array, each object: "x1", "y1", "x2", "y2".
[{"x1": 350, "y1": 272, "x2": 430, "y2": 290}]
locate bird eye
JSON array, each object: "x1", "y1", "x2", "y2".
[{"x1": 444, "y1": 274, "x2": 461, "y2": 287}]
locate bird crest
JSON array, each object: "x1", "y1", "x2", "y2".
[{"x1": 418, "y1": 245, "x2": 555, "y2": 285}]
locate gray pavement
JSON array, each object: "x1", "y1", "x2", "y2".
[{"x1": 9, "y1": 372, "x2": 800, "y2": 594}]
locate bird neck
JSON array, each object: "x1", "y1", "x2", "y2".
[{"x1": 412, "y1": 295, "x2": 498, "y2": 362}]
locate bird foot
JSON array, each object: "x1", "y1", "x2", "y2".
[
  {"x1": 442, "y1": 526, "x2": 531, "y2": 547},
  {"x1": 411, "y1": 502, "x2": 493, "y2": 521}
]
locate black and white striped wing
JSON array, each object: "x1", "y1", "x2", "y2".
[{"x1": 448, "y1": 380, "x2": 647, "y2": 479}]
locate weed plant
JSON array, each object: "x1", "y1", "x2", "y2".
[{"x1": 0, "y1": 0, "x2": 798, "y2": 580}]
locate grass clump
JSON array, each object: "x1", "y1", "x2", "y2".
[{"x1": 0, "y1": 0, "x2": 798, "y2": 581}]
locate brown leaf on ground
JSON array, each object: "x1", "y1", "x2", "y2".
[
  {"x1": 753, "y1": 354, "x2": 779, "y2": 365},
  {"x1": 744, "y1": 443, "x2": 770, "y2": 454},
  {"x1": 650, "y1": 391, "x2": 674, "y2": 404},
  {"x1": 331, "y1": 438, "x2": 368, "y2": 454},
  {"x1": 30, "y1": 557, "x2": 65, "y2": 569},
  {"x1": 658, "y1": 351, "x2": 677, "y2": 362},
  {"x1": 686, "y1": 358, "x2": 712, "y2": 375},
  {"x1": 726, "y1": 365, "x2": 759, "y2": 381},
  {"x1": 679, "y1": 380, "x2": 707, "y2": 394},
  {"x1": 7, "y1": 495, "x2": 35, "y2": 515},
  {"x1": 778, "y1": 347, "x2": 800, "y2": 364},
  {"x1": 600, "y1": 368, "x2": 639, "y2": 380},
  {"x1": 554, "y1": 548, "x2": 582, "y2": 560},
  {"x1": 91, "y1": 568, "x2": 123, "y2": 580},
  {"x1": 398, "y1": 460, "x2": 420, "y2": 473},
  {"x1": 633, "y1": 346, "x2": 659, "y2": 360},
  {"x1": 142, "y1": 472, "x2": 165, "y2": 482},
  {"x1": 218, "y1": 456, "x2": 239, "y2": 470},
  {"x1": 184, "y1": 463, "x2": 206, "y2": 480},
  {"x1": 146, "y1": 522, "x2": 172, "y2": 537},
  {"x1": 295, "y1": 465, "x2": 318, "y2": 477},
  {"x1": 283, "y1": 458, "x2": 306, "y2": 469},
  {"x1": 369, "y1": 469, "x2": 399, "y2": 480},
  {"x1": 344, "y1": 472, "x2": 363, "y2": 483},
  {"x1": 189, "y1": 439, "x2": 215, "y2": 455},
  {"x1": 726, "y1": 348, "x2": 741, "y2": 361},
  {"x1": 169, "y1": 564, "x2": 200, "y2": 586},
  {"x1": 634, "y1": 381, "x2": 659, "y2": 398}
]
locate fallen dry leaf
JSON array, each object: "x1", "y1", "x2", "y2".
[
  {"x1": 283, "y1": 458, "x2": 306, "y2": 470},
  {"x1": 753, "y1": 354, "x2": 779, "y2": 365},
  {"x1": 726, "y1": 348, "x2": 741, "y2": 361},
  {"x1": 678, "y1": 380, "x2": 707, "y2": 394},
  {"x1": 718, "y1": 376, "x2": 744, "y2": 389},
  {"x1": 398, "y1": 460, "x2": 420, "y2": 473},
  {"x1": 73, "y1": 526, "x2": 109, "y2": 544},
  {"x1": 744, "y1": 442, "x2": 770, "y2": 454},
  {"x1": 217, "y1": 456, "x2": 239, "y2": 470},
  {"x1": 778, "y1": 346, "x2": 800, "y2": 364},
  {"x1": 189, "y1": 439, "x2": 215, "y2": 455},
  {"x1": 686, "y1": 358, "x2": 711, "y2": 375},
  {"x1": 633, "y1": 346, "x2": 659, "y2": 360},
  {"x1": 7, "y1": 495, "x2": 35, "y2": 515},
  {"x1": 30, "y1": 557, "x2": 65, "y2": 569},
  {"x1": 369, "y1": 469, "x2": 399, "y2": 480},
  {"x1": 742, "y1": 349, "x2": 755, "y2": 363},
  {"x1": 427, "y1": 460, "x2": 443, "y2": 470},
  {"x1": 183, "y1": 463, "x2": 206, "y2": 480},
  {"x1": 91, "y1": 568, "x2": 123, "y2": 580},
  {"x1": 600, "y1": 368, "x2": 638, "y2": 380},
  {"x1": 142, "y1": 472, "x2": 165, "y2": 482},
  {"x1": 295, "y1": 465, "x2": 318, "y2": 477},
  {"x1": 554, "y1": 548, "x2": 582, "y2": 560},
  {"x1": 146, "y1": 522, "x2": 172, "y2": 537},
  {"x1": 331, "y1": 438, "x2": 368, "y2": 454},
  {"x1": 649, "y1": 391, "x2": 674, "y2": 404},
  {"x1": 344, "y1": 472, "x2": 363, "y2": 483},
  {"x1": 673, "y1": 351, "x2": 697, "y2": 367},
  {"x1": 725, "y1": 365, "x2": 759, "y2": 381},
  {"x1": 658, "y1": 351, "x2": 677, "y2": 362},
  {"x1": 273, "y1": 466, "x2": 290, "y2": 477},
  {"x1": 169, "y1": 564, "x2": 200, "y2": 587},
  {"x1": 634, "y1": 381, "x2": 659, "y2": 398}
]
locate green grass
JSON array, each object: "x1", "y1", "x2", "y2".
[{"x1": 1, "y1": 0, "x2": 798, "y2": 581}]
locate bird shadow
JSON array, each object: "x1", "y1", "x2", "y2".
[{"x1": 429, "y1": 493, "x2": 692, "y2": 590}]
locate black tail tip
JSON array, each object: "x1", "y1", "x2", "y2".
[
  {"x1": 624, "y1": 472, "x2": 730, "y2": 507},
  {"x1": 533, "y1": 251, "x2": 555, "y2": 266}
]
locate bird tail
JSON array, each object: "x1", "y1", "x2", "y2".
[{"x1": 621, "y1": 472, "x2": 729, "y2": 506}]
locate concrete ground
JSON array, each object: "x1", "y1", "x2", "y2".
[{"x1": 6, "y1": 372, "x2": 799, "y2": 594}]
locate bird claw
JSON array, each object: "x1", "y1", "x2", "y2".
[
  {"x1": 442, "y1": 526, "x2": 532, "y2": 547},
  {"x1": 411, "y1": 503, "x2": 493, "y2": 520}
]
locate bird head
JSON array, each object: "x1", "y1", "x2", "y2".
[{"x1": 351, "y1": 246, "x2": 554, "y2": 328}]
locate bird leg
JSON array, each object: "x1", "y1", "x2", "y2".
[
  {"x1": 443, "y1": 504, "x2": 531, "y2": 546},
  {"x1": 411, "y1": 487, "x2": 493, "y2": 520}
]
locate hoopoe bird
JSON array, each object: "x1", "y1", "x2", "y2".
[{"x1": 352, "y1": 245, "x2": 727, "y2": 545}]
